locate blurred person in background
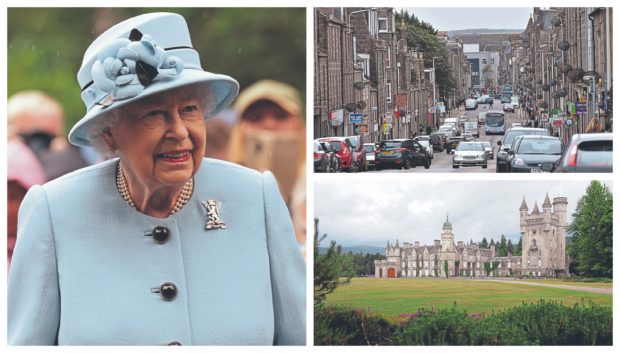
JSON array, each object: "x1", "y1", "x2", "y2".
[
  {"x1": 7, "y1": 139, "x2": 47, "y2": 272},
  {"x1": 8, "y1": 12, "x2": 305, "y2": 346},
  {"x1": 228, "y1": 79, "x2": 305, "y2": 207},
  {"x1": 7, "y1": 90, "x2": 100, "y2": 179},
  {"x1": 203, "y1": 111, "x2": 234, "y2": 160},
  {"x1": 585, "y1": 117, "x2": 605, "y2": 133}
]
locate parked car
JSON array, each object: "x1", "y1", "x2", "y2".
[
  {"x1": 413, "y1": 135, "x2": 430, "y2": 143},
  {"x1": 503, "y1": 103, "x2": 515, "y2": 113},
  {"x1": 484, "y1": 96, "x2": 494, "y2": 104},
  {"x1": 458, "y1": 115, "x2": 469, "y2": 125},
  {"x1": 320, "y1": 141, "x2": 341, "y2": 172},
  {"x1": 418, "y1": 139, "x2": 434, "y2": 159},
  {"x1": 481, "y1": 141, "x2": 494, "y2": 160},
  {"x1": 345, "y1": 135, "x2": 367, "y2": 172},
  {"x1": 541, "y1": 133, "x2": 613, "y2": 173},
  {"x1": 362, "y1": 143, "x2": 377, "y2": 170},
  {"x1": 465, "y1": 98, "x2": 478, "y2": 110},
  {"x1": 446, "y1": 136, "x2": 464, "y2": 153},
  {"x1": 507, "y1": 135, "x2": 562, "y2": 173},
  {"x1": 375, "y1": 139, "x2": 431, "y2": 170},
  {"x1": 429, "y1": 133, "x2": 446, "y2": 151},
  {"x1": 477, "y1": 112, "x2": 486, "y2": 124},
  {"x1": 496, "y1": 127, "x2": 549, "y2": 173},
  {"x1": 313, "y1": 140, "x2": 331, "y2": 173},
  {"x1": 452, "y1": 142, "x2": 487, "y2": 169},
  {"x1": 318, "y1": 137, "x2": 354, "y2": 172}
]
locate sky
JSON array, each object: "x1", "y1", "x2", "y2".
[
  {"x1": 398, "y1": 8, "x2": 533, "y2": 31},
  {"x1": 314, "y1": 180, "x2": 612, "y2": 248}
]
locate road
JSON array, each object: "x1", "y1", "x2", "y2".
[{"x1": 366, "y1": 99, "x2": 523, "y2": 173}]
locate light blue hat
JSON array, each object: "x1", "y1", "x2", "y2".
[{"x1": 69, "y1": 12, "x2": 239, "y2": 147}]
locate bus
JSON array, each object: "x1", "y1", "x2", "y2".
[{"x1": 485, "y1": 111, "x2": 506, "y2": 135}]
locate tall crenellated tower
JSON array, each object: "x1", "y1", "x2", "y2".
[
  {"x1": 440, "y1": 214, "x2": 455, "y2": 252},
  {"x1": 520, "y1": 193, "x2": 568, "y2": 277}
]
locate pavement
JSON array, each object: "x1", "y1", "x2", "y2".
[{"x1": 479, "y1": 279, "x2": 612, "y2": 294}]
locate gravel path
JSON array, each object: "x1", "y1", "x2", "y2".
[{"x1": 481, "y1": 279, "x2": 612, "y2": 294}]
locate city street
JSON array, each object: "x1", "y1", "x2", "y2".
[{"x1": 366, "y1": 99, "x2": 523, "y2": 173}]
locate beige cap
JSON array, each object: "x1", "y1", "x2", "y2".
[{"x1": 234, "y1": 79, "x2": 302, "y2": 117}]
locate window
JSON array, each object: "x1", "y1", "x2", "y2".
[
  {"x1": 491, "y1": 58, "x2": 495, "y2": 64},
  {"x1": 385, "y1": 46, "x2": 391, "y2": 68},
  {"x1": 379, "y1": 17, "x2": 388, "y2": 32},
  {"x1": 368, "y1": 10, "x2": 378, "y2": 37},
  {"x1": 359, "y1": 54, "x2": 370, "y2": 78},
  {"x1": 482, "y1": 59, "x2": 487, "y2": 65},
  {"x1": 386, "y1": 82, "x2": 392, "y2": 103}
]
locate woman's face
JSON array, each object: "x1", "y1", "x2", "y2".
[{"x1": 103, "y1": 86, "x2": 206, "y2": 189}]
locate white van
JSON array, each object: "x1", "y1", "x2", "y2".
[
  {"x1": 510, "y1": 96, "x2": 519, "y2": 108},
  {"x1": 465, "y1": 98, "x2": 477, "y2": 110}
]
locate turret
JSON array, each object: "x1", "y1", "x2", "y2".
[
  {"x1": 542, "y1": 192, "x2": 552, "y2": 215},
  {"x1": 553, "y1": 197, "x2": 568, "y2": 227},
  {"x1": 531, "y1": 201, "x2": 540, "y2": 215},
  {"x1": 519, "y1": 197, "x2": 528, "y2": 218}
]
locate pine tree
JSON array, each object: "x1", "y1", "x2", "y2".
[
  {"x1": 480, "y1": 237, "x2": 489, "y2": 249},
  {"x1": 499, "y1": 234, "x2": 508, "y2": 256},
  {"x1": 568, "y1": 181, "x2": 613, "y2": 278},
  {"x1": 314, "y1": 219, "x2": 354, "y2": 306},
  {"x1": 515, "y1": 237, "x2": 522, "y2": 256},
  {"x1": 507, "y1": 239, "x2": 514, "y2": 255}
]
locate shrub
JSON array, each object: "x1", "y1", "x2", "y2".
[
  {"x1": 315, "y1": 301, "x2": 612, "y2": 345},
  {"x1": 315, "y1": 306, "x2": 395, "y2": 345}
]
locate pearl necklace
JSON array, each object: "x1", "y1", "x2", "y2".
[{"x1": 116, "y1": 161, "x2": 194, "y2": 216}]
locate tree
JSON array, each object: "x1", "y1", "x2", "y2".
[
  {"x1": 498, "y1": 235, "x2": 508, "y2": 256},
  {"x1": 314, "y1": 219, "x2": 354, "y2": 306},
  {"x1": 567, "y1": 181, "x2": 613, "y2": 278},
  {"x1": 490, "y1": 238, "x2": 496, "y2": 248},
  {"x1": 507, "y1": 239, "x2": 514, "y2": 255},
  {"x1": 396, "y1": 11, "x2": 456, "y2": 100},
  {"x1": 515, "y1": 237, "x2": 523, "y2": 256},
  {"x1": 434, "y1": 255, "x2": 439, "y2": 277},
  {"x1": 444, "y1": 260, "x2": 449, "y2": 278},
  {"x1": 482, "y1": 64, "x2": 495, "y2": 88},
  {"x1": 480, "y1": 237, "x2": 489, "y2": 249}
]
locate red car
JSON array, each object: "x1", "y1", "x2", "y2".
[{"x1": 318, "y1": 137, "x2": 355, "y2": 172}]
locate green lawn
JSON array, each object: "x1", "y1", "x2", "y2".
[{"x1": 324, "y1": 278, "x2": 612, "y2": 321}]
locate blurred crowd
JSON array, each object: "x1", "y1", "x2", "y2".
[{"x1": 7, "y1": 79, "x2": 307, "y2": 271}]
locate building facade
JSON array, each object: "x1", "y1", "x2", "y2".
[{"x1": 375, "y1": 193, "x2": 568, "y2": 278}]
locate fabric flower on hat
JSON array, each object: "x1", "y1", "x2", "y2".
[{"x1": 91, "y1": 29, "x2": 184, "y2": 104}]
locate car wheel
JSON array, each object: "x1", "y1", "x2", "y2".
[
  {"x1": 403, "y1": 158, "x2": 411, "y2": 170},
  {"x1": 482, "y1": 162, "x2": 487, "y2": 169},
  {"x1": 424, "y1": 158, "x2": 430, "y2": 169},
  {"x1": 453, "y1": 164, "x2": 459, "y2": 169}
]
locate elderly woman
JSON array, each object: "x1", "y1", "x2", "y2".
[{"x1": 8, "y1": 13, "x2": 305, "y2": 346}]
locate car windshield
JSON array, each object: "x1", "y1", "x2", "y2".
[
  {"x1": 418, "y1": 141, "x2": 429, "y2": 148},
  {"x1": 380, "y1": 141, "x2": 403, "y2": 149},
  {"x1": 486, "y1": 113, "x2": 505, "y2": 127},
  {"x1": 516, "y1": 139, "x2": 561, "y2": 155},
  {"x1": 457, "y1": 143, "x2": 483, "y2": 151},
  {"x1": 481, "y1": 142, "x2": 491, "y2": 148},
  {"x1": 363, "y1": 145, "x2": 374, "y2": 153},
  {"x1": 504, "y1": 129, "x2": 547, "y2": 145},
  {"x1": 328, "y1": 141, "x2": 342, "y2": 151},
  {"x1": 577, "y1": 140, "x2": 613, "y2": 167}
]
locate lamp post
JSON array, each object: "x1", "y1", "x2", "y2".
[{"x1": 432, "y1": 56, "x2": 440, "y2": 130}]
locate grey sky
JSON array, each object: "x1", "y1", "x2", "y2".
[
  {"x1": 314, "y1": 180, "x2": 612, "y2": 248},
  {"x1": 398, "y1": 8, "x2": 533, "y2": 31}
]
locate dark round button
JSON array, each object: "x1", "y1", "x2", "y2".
[
  {"x1": 152, "y1": 226, "x2": 170, "y2": 244},
  {"x1": 160, "y1": 282, "x2": 177, "y2": 301},
  {"x1": 168, "y1": 341, "x2": 182, "y2": 346}
]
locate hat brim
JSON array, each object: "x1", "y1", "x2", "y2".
[{"x1": 68, "y1": 69, "x2": 239, "y2": 147}]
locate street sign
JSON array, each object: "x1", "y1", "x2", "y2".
[
  {"x1": 552, "y1": 119, "x2": 563, "y2": 127},
  {"x1": 359, "y1": 125, "x2": 369, "y2": 133},
  {"x1": 576, "y1": 102, "x2": 587, "y2": 115},
  {"x1": 565, "y1": 119, "x2": 573, "y2": 126},
  {"x1": 349, "y1": 113, "x2": 363, "y2": 124}
]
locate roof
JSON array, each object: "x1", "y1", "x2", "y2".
[
  {"x1": 531, "y1": 202, "x2": 540, "y2": 215},
  {"x1": 543, "y1": 193, "x2": 552, "y2": 208},
  {"x1": 520, "y1": 197, "x2": 529, "y2": 211}
]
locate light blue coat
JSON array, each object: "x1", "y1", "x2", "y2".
[{"x1": 8, "y1": 158, "x2": 306, "y2": 345}]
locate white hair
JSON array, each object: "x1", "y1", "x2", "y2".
[{"x1": 85, "y1": 109, "x2": 121, "y2": 158}]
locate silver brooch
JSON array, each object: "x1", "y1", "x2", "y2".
[{"x1": 202, "y1": 200, "x2": 226, "y2": 230}]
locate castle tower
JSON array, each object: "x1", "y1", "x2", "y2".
[
  {"x1": 440, "y1": 214, "x2": 455, "y2": 252},
  {"x1": 519, "y1": 197, "x2": 528, "y2": 236},
  {"x1": 553, "y1": 197, "x2": 569, "y2": 273},
  {"x1": 542, "y1": 192, "x2": 552, "y2": 222}
]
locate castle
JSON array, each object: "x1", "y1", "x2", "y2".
[{"x1": 374, "y1": 193, "x2": 568, "y2": 278}]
